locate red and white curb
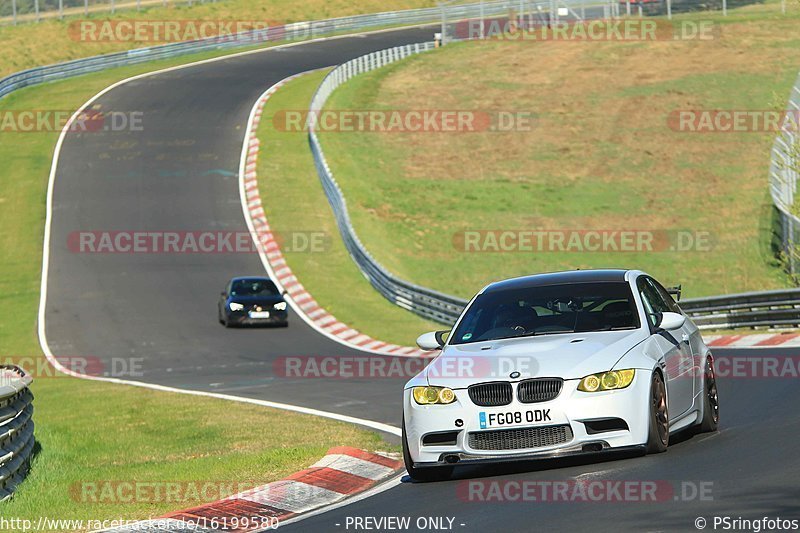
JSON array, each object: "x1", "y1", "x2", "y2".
[
  {"x1": 240, "y1": 72, "x2": 432, "y2": 359},
  {"x1": 703, "y1": 332, "x2": 800, "y2": 348},
  {"x1": 104, "y1": 447, "x2": 403, "y2": 532}
]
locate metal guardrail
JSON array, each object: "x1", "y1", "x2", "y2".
[
  {"x1": 308, "y1": 42, "x2": 470, "y2": 325},
  {"x1": 680, "y1": 289, "x2": 800, "y2": 330},
  {"x1": 0, "y1": 1, "x2": 519, "y2": 102},
  {"x1": 0, "y1": 366, "x2": 35, "y2": 501},
  {"x1": 769, "y1": 72, "x2": 800, "y2": 276},
  {"x1": 309, "y1": 42, "x2": 800, "y2": 330}
]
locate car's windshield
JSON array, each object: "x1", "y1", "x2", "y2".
[
  {"x1": 230, "y1": 279, "x2": 279, "y2": 297},
  {"x1": 450, "y1": 281, "x2": 639, "y2": 345}
]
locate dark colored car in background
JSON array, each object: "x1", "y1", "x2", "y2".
[{"x1": 218, "y1": 277, "x2": 288, "y2": 328}]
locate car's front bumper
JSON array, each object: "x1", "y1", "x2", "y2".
[
  {"x1": 404, "y1": 371, "x2": 651, "y2": 466},
  {"x1": 412, "y1": 444, "x2": 648, "y2": 470},
  {"x1": 228, "y1": 310, "x2": 288, "y2": 326}
]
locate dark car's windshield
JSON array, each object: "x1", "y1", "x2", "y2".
[
  {"x1": 230, "y1": 279, "x2": 279, "y2": 297},
  {"x1": 450, "y1": 281, "x2": 640, "y2": 345}
]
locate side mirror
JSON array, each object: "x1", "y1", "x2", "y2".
[
  {"x1": 282, "y1": 289, "x2": 287, "y2": 296},
  {"x1": 416, "y1": 331, "x2": 448, "y2": 351},
  {"x1": 658, "y1": 312, "x2": 685, "y2": 331}
]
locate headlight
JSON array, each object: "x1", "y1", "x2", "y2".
[
  {"x1": 412, "y1": 386, "x2": 456, "y2": 405},
  {"x1": 578, "y1": 369, "x2": 635, "y2": 392},
  {"x1": 273, "y1": 302, "x2": 287, "y2": 311},
  {"x1": 229, "y1": 302, "x2": 244, "y2": 311}
]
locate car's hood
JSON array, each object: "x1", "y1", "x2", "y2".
[
  {"x1": 228, "y1": 294, "x2": 285, "y2": 305},
  {"x1": 423, "y1": 329, "x2": 648, "y2": 389}
]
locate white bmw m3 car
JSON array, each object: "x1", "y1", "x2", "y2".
[{"x1": 402, "y1": 269, "x2": 719, "y2": 481}]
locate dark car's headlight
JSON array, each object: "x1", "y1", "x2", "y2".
[
  {"x1": 229, "y1": 302, "x2": 244, "y2": 311},
  {"x1": 413, "y1": 386, "x2": 456, "y2": 405},
  {"x1": 578, "y1": 369, "x2": 635, "y2": 392},
  {"x1": 273, "y1": 302, "x2": 287, "y2": 311}
]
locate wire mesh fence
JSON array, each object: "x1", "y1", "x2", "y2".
[
  {"x1": 769, "y1": 73, "x2": 800, "y2": 277},
  {"x1": 437, "y1": 0, "x2": 777, "y2": 43}
]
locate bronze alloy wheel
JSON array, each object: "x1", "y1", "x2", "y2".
[
  {"x1": 646, "y1": 372, "x2": 669, "y2": 453},
  {"x1": 699, "y1": 357, "x2": 720, "y2": 432},
  {"x1": 706, "y1": 359, "x2": 719, "y2": 424},
  {"x1": 653, "y1": 375, "x2": 669, "y2": 446}
]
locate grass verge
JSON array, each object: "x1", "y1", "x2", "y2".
[
  {"x1": 0, "y1": 40, "x2": 395, "y2": 528},
  {"x1": 255, "y1": 69, "x2": 441, "y2": 346},
  {"x1": 319, "y1": 0, "x2": 800, "y2": 300}
]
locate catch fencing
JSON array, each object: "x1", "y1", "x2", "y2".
[
  {"x1": 769, "y1": 71, "x2": 800, "y2": 277},
  {"x1": 0, "y1": 366, "x2": 34, "y2": 501}
]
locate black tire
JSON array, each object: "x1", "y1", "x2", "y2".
[
  {"x1": 698, "y1": 356, "x2": 720, "y2": 433},
  {"x1": 646, "y1": 372, "x2": 669, "y2": 454},
  {"x1": 402, "y1": 417, "x2": 454, "y2": 482}
]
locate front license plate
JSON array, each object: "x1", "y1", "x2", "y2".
[
  {"x1": 249, "y1": 311, "x2": 270, "y2": 319},
  {"x1": 479, "y1": 409, "x2": 553, "y2": 429}
]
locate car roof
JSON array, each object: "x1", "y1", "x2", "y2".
[
  {"x1": 482, "y1": 269, "x2": 630, "y2": 294},
  {"x1": 230, "y1": 276, "x2": 274, "y2": 283}
]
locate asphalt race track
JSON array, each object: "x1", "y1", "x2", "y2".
[
  {"x1": 44, "y1": 26, "x2": 436, "y2": 427},
  {"x1": 42, "y1": 26, "x2": 800, "y2": 532}
]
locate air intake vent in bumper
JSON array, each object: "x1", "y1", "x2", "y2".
[{"x1": 468, "y1": 424, "x2": 573, "y2": 451}]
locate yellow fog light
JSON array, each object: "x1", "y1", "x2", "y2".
[
  {"x1": 412, "y1": 386, "x2": 456, "y2": 405},
  {"x1": 578, "y1": 369, "x2": 635, "y2": 392}
]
